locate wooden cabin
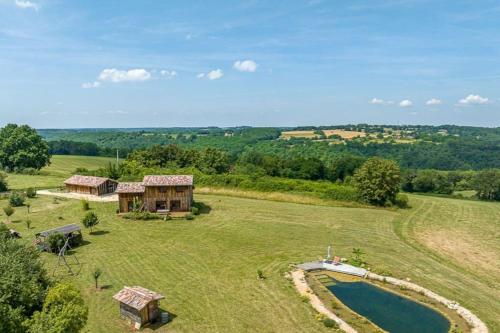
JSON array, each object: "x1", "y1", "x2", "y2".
[
  {"x1": 116, "y1": 175, "x2": 193, "y2": 214},
  {"x1": 113, "y1": 286, "x2": 165, "y2": 329},
  {"x1": 64, "y1": 175, "x2": 118, "y2": 196}
]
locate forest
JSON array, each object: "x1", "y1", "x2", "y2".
[
  {"x1": 42, "y1": 125, "x2": 500, "y2": 170},
  {"x1": 2, "y1": 124, "x2": 498, "y2": 201}
]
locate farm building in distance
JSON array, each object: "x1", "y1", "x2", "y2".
[
  {"x1": 113, "y1": 286, "x2": 165, "y2": 329},
  {"x1": 116, "y1": 175, "x2": 194, "y2": 213},
  {"x1": 64, "y1": 175, "x2": 118, "y2": 196}
]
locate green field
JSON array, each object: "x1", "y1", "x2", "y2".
[
  {"x1": 2, "y1": 156, "x2": 499, "y2": 332},
  {"x1": 2, "y1": 192, "x2": 498, "y2": 332},
  {"x1": 5, "y1": 155, "x2": 115, "y2": 190}
]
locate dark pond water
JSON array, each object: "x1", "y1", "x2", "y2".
[{"x1": 327, "y1": 280, "x2": 450, "y2": 333}]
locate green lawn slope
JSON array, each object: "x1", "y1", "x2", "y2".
[
  {"x1": 2, "y1": 192, "x2": 498, "y2": 332},
  {"x1": 5, "y1": 155, "x2": 115, "y2": 190}
]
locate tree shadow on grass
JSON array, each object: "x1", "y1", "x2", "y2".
[
  {"x1": 99, "y1": 284, "x2": 113, "y2": 290},
  {"x1": 90, "y1": 230, "x2": 110, "y2": 236},
  {"x1": 193, "y1": 201, "x2": 212, "y2": 214}
]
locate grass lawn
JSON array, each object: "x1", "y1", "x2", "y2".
[
  {"x1": 5, "y1": 155, "x2": 115, "y2": 190},
  {"x1": 2, "y1": 192, "x2": 499, "y2": 332}
]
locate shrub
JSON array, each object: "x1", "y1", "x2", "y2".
[
  {"x1": 122, "y1": 212, "x2": 160, "y2": 220},
  {"x1": 394, "y1": 193, "x2": 409, "y2": 208},
  {"x1": 330, "y1": 300, "x2": 340, "y2": 309},
  {"x1": 257, "y1": 270, "x2": 265, "y2": 279},
  {"x1": 323, "y1": 318, "x2": 338, "y2": 328},
  {"x1": 82, "y1": 211, "x2": 99, "y2": 233},
  {"x1": 0, "y1": 172, "x2": 7, "y2": 192},
  {"x1": 26, "y1": 187, "x2": 37, "y2": 198},
  {"x1": 9, "y1": 192, "x2": 25, "y2": 207},
  {"x1": 349, "y1": 248, "x2": 366, "y2": 267},
  {"x1": 185, "y1": 213, "x2": 195, "y2": 220},
  {"x1": 0, "y1": 227, "x2": 50, "y2": 331},
  {"x1": 74, "y1": 167, "x2": 89, "y2": 174},
  {"x1": 25, "y1": 282, "x2": 88, "y2": 333},
  {"x1": 191, "y1": 206, "x2": 200, "y2": 215},
  {"x1": 26, "y1": 219, "x2": 32, "y2": 229},
  {"x1": 81, "y1": 199, "x2": 90, "y2": 211},
  {"x1": 20, "y1": 167, "x2": 38, "y2": 175},
  {"x1": 3, "y1": 205, "x2": 14, "y2": 222},
  {"x1": 47, "y1": 233, "x2": 66, "y2": 253}
]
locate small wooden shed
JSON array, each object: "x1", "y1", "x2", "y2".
[
  {"x1": 64, "y1": 175, "x2": 118, "y2": 196},
  {"x1": 113, "y1": 286, "x2": 165, "y2": 329}
]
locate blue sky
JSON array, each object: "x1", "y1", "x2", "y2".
[{"x1": 1, "y1": 0, "x2": 499, "y2": 128}]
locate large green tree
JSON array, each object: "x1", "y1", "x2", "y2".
[
  {"x1": 473, "y1": 169, "x2": 500, "y2": 201},
  {"x1": 0, "y1": 223, "x2": 50, "y2": 333},
  {"x1": 0, "y1": 124, "x2": 51, "y2": 171},
  {"x1": 354, "y1": 157, "x2": 401, "y2": 206},
  {"x1": 25, "y1": 283, "x2": 88, "y2": 333}
]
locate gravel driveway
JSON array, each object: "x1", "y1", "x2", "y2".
[{"x1": 37, "y1": 189, "x2": 118, "y2": 202}]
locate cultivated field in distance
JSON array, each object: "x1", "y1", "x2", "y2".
[
  {"x1": 280, "y1": 129, "x2": 366, "y2": 140},
  {"x1": 280, "y1": 130, "x2": 318, "y2": 139},
  {"x1": 323, "y1": 129, "x2": 366, "y2": 139}
]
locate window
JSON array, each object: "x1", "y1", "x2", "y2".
[
  {"x1": 156, "y1": 201, "x2": 167, "y2": 211},
  {"x1": 170, "y1": 200, "x2": 181, "y2": 211},
  {"x1": 159, "y1": 187, "x2": 167, "y2": 193},
  {"x1": 175, "y1": 186, "x2": 185, "y2": 193}
]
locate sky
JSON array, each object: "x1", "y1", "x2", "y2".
[{"x1": 1, "y1": 0, "x2": 500, "y2": 128}]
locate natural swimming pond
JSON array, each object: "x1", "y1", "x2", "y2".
[{"x1": 327, "y1": 280, "x2": 450, "y2": 333}]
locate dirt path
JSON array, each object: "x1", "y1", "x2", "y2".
[{"x1": 37, "y1": 189, "x2": 118, "y2": 202}]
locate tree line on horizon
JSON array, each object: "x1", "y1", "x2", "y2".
[{"x1": 0, "y1": 124, "x2": 499, "y2": 202}]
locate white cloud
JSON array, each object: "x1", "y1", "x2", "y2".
[
  {"x1": 106, "y1": 110, "x2": 128, "y2": 114},
  {"x1": 370, "y1": 98, "x2": 384, "y2": 105},
  {"x1": 98, "y1": 68, "x2": 151, "y2": 83},
  {"x1": 15, "y1": 0, "x2": 38, "y2": 10},
  {"x1": 458, "y1": 94, "x2": 489, "y2": 105},
  {"x1": 426, "y1": 98, "x2": 442, "y2": 106},
  {"x1": 160, "y1": 70, "x2": 177, "y2": 79},
  {"x1": 399, "y1": 99, "x2": 413, "y2": 107},
  {"x1": 197, "y1": 73, "x2": 205, "y2": 79},
  {"x1": 81, "y1": 81, "x2": 101, "y2": 89},
  {"x1": 202, "y1": 69, "x2": 223, "y2": 80},
  {"x1": 233, "y1": 60, "x2": 258, "y2": 72}
]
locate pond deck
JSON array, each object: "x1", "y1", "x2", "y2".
[{"x1": 297, "y1": 261, "x2": 367, "y2": 277}]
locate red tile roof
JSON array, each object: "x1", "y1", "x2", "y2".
[
  {"x1": 64, "y1": 175, "x2": 113, "y2": 187},
  {"x1": 142, "y1": 175, "x2": 193, "y2": 186},
  {"x1": 113, "y1": 286, "x2": 164, "y2": 310},
  {"x1": 116, "y1": 182, "x2": 145, "y2": 194}
]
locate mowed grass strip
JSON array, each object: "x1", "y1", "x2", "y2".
[
  {"x1": 4, "y1": 192, "x2": 499, "y2": 332},
  {"x1": 5, "y1": 155, "x2": 115, "y2": 189}
]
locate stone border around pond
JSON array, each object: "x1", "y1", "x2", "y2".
[
  {"x1": 366, "y1": 272, "x2": 488, "y2": 333},
  {"x1": 291, "y1": 268, "x2": 489, "y2": 333},
  {"x1": 291, "y1": 270, "x2": 359, "y2": 333}
]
